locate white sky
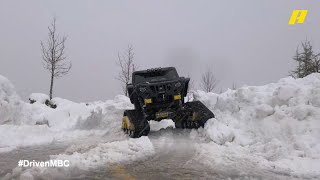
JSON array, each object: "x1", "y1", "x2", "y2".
[{"x1": 1, "y1": 0, "x2": 320, "y2": 102}]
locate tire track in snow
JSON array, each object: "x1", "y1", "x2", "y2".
[
  {"x1": 111, "y1": 128, "x2": 219, "y2": 180},
  {"x1": 103, "y1": 128, "x2": 310, "y2": 180}
]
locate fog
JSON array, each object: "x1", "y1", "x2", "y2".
[{"x1": 0, "y1": 0, "x2": 319, "y2": 101}]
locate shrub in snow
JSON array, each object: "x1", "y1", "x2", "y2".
[
  {"x1": 45, "y1": 99, "x2": 57, "y2": 109},
  {"x1": 35, "y1": 119, "x2": 49, "y2": 126},
  {"x1": 29, "y1": 93, "x2": 57, "y2": 109},
  {"x1": 29, "y1": 93, "x2": 49, "y2": 104}
]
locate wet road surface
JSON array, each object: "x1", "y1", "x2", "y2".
[{"x1": 0, "y1": 128, "x2": 314, "y2": 180}]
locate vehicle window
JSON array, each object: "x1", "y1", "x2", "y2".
[{"x1": 133, "y1": 69, "x2": 178, "y2": 84}]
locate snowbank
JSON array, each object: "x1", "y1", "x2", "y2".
[
  {"x1": 0, "y1": 74, "x2": 134, "y2": 153},
  {"x1": 0, "y1": 75, "x2": 22, "y2": 125},
  {"x1": 0, "y1": 74, "x2": 151, "y2": 179},
  {"x1": 0, "y1": 95, "x2": 132, "y2": 152},
  {"x1": 193, "y1": 73, "x2": 320, "y2": 177}
]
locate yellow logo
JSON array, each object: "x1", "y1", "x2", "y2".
[{"x1": 288, "y1": 10, "x2": 308, "y2": 25}]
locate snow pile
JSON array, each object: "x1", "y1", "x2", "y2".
[
  {"x1": 0, "y1": 75, "x2": 134, "y2": 153},
  {"x1": 0, "y1": 75, "x2": 22, "y2": 125},
  {"x1": 0, "y1": 95, "x2": 132, "y2": 152},
  {"x1": 203, "y1": 119, "x2": 235, "y2": 145},
  {"x1": 194, "y1": 73, "x2": 320, "y2": 177}
]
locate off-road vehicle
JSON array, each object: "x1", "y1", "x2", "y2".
[{"x1": 122, "y1": 67, "x2": 214, "y2": 138}]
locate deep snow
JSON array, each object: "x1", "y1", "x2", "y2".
[
  {"x1": 0, "y1": 74, "x2": 320, "y2": 179},
  {"x1": 193, "y1": 74, "x2": 320, "y2": 177},
  {"x1": 0, "y1": 75, "x2": 22, "y2": 125}
]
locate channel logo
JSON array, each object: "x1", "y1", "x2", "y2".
[{"x1": 288, "y1": 10, "x2": 308, "y2": 25}]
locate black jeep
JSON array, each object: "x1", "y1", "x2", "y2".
[{"x1": 122, "y1": 67, "x2": 214, "y2": 138}]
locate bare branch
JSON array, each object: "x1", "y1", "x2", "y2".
[
  {"x1": 116, "y1": 44, "x2": 137, "y2": 96},
  {"x1": 41, "y1": 17, "x2": 71, "y2": 99},
  {"x1": 200, "y1": 68, "x2": 219, "y2": 93}
]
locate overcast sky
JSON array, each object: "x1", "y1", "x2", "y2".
[{"x1": 1, "y1": 0, "x2": 320, "y2": 102}]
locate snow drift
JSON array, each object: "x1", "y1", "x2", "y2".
[
  {"x1": 194, "y1": 73, "x2": 320, "y2": 177},
  {"x1": 0, "y1": 74, "x2": 133, "y2": 153},
  {"x1": 0, "y1": 75, "x2": 22, "y2": 125}
]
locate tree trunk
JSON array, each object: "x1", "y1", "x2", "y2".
[
  {"x1": 49, "y1": 73, "x2": 54, "y2": 100},
  {"x1": 125, "y1": 83, "x2": 128, "y2": 96}
]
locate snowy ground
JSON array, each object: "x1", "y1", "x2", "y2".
[{"x1": 0, "y1": 74, "x2": 320, "y2": 179}]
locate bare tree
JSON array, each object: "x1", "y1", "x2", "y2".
[
  {"x1": 116, "y1": 44, "x2": 136, "y2": 96},
  {"x1": 200, "y1": 68, "x2": 218, "y2": 93},
  {"x1": 290, "y1": 39, "x2": 320, "y2": 78},
  {"x1": 41, "y1": 17, "x2": 71, "y2": 100}
]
